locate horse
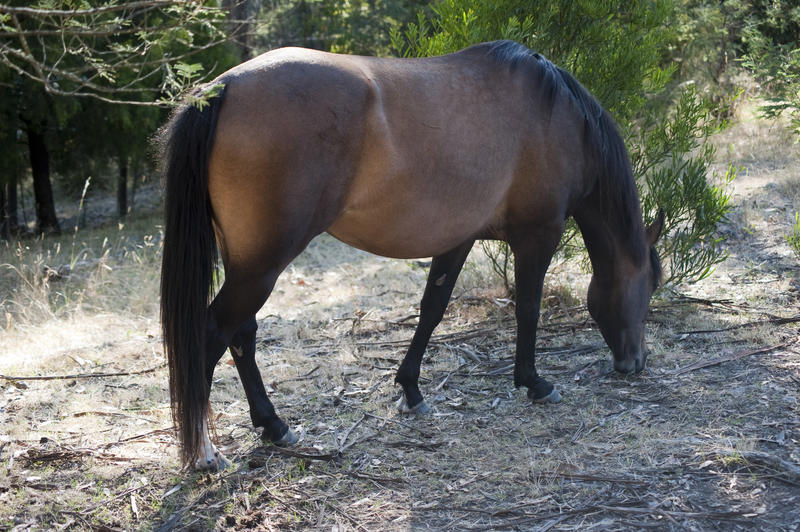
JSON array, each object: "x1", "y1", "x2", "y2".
[{"x1": 158, "y1": 40, "x2": 664, "y2": 470}]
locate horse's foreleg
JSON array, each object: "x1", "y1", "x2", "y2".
[
  {"x1": 230, "y1": 316, "x2": 297, "y2": 446},
  {"x1": 395, "y1": 241, "x2": 474, "y2": 413},
  {"x1": 511, "y1": 231, "x2": 562, "y2": 404}
]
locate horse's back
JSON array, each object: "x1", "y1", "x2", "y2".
[{"x1": 209, "y1": 44, "x2": 587, "y2": 262}]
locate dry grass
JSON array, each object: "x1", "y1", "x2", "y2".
[{"x1": 1, "y1": 107, "x2": 799, "y2": 530}]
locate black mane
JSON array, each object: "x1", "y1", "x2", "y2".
[{"x1": 479, "y1": 40, "x2": 646, "y2": 263}]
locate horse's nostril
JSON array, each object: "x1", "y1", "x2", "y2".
[{"x1": 614, "y1": 359, "x2": 635, "y2": 374}]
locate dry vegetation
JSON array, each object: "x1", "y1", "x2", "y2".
[{"x1": 1, "y1": 110, "x2": 799, "y2": 531}]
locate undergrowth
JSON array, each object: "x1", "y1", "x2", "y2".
[
  {"x1": 0, "y1": 213, "x2": 163, "y2": 330},
  {"x1": 788, "y1": 211, "x2": 800, "y2": 260}
]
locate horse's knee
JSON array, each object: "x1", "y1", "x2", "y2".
[{"x1": 238, "y1": 317, "x2": 258, "y2": 338}]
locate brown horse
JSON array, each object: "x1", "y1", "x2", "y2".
[{"x1": 158, "y1": 40, "x2": 663, "y2": 470}]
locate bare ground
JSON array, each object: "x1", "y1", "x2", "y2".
[{"x1": 0, "y1": 114, "x2": 798, "y2": 531}]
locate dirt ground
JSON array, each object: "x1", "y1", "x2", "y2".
[{"x1": 0, "y1": 113, "x2": 798, "y2": 531}]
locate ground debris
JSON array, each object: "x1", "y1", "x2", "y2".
[{"x1": 2, "y1": 116, "x2": 800, "y2": 530}]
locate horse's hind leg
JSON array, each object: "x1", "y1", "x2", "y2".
[
  {"x1": 510, "y1": 229, "x2": 563, "y2": 404},
  {"x1": 195, "y1": 269, "x2": 288, "y2": 470},
  {"x1": 229, "y1": 316, "x2": 297, "y2": 445},
  {"x1": 396, "y1": 241, "x2": 474, "y2": 413}
]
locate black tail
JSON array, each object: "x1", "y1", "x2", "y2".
[{"x1": 157, "y1": 84, "x2": 227, "y2": 465}]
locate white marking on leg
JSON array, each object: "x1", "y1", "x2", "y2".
[
  {"x1": 194, "y1": 417, "x2": 231, "y2": 471},
  {"x1": 231, "y1": 346, "x2": 244, "y2": 358}
]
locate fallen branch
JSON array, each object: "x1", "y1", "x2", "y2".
[
  {"x1": 274, "y1": 365, "x2": 320, "y2": 385},
  {"x1": 678, "y1": 315, "x2": 800, "y2": 335},
  {"x1": 715, "y1": 449, "x2": 800, "y2": 483},
  {"x1": 261, "y1": 445, "x2": 340, "y2": 462},
  {"x1": 541, "y1": 470, "x2": 648, "y2": 485},
  {"x1": 671, "y1": 343, "x2": 790, "y2": 375},
  {"x1": 0, "y1": 363, "x2": 166, "y2": 382},
  {"x1": 19, "y1": 445, "x2": 134, "y2": 465},
  {"x1": 597, "y1": 504, "x2": 748, "y2": 521}
]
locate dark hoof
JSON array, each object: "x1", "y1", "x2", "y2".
[
  {"x1": 530, "y1": 387, "x2": 561, "y2": 404},
  {"x1": 266, "y1": 427, "x2": 298, "y2": 447},
  {"x1": 399, "y1": 398, "x2": 431, "y2": 415}
]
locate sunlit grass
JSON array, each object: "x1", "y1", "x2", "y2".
[{"x1": 0, "y1": 213, "x2": 163, "y2": 331}]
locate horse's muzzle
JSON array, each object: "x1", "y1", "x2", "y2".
[{"x1": 613, "y1": 356, "x2": 646, "y2": 374}]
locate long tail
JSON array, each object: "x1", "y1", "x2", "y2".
[{"x1": 157, "y1": 84, "x2": 227, "y2": 465}]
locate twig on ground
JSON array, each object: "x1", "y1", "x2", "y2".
[
  {"x1": 262, "y1": 445, "x2": 340, "y2": 462},
  {"x1": 20, "y1": 444, "x2": 134, "y2": 465},
  {"x1": 596, "y1": 504, "x2": 750, "y2": 522},
  {"x1": 102, "y1": 428, "x2": 174, "y2": 449},
  {"x1": 540, "y1": 470, "x2": 648, "y2": 485},
  {"x1": 338, "y1": 413, "x2": 365, "y2": 449},
  {"x1": 360, "y1": 410, "x2": 433, "y2": 438},
  {"x1": 275, "y1": 365, "x2": 320, "y2": 385},
  {"x1": 671, "y1": 342, "x2": 791, "y2": 375},
  {"x1": 677, "y1": 315, "x2": 800, "y2": 335},
  {"x1": 714, "y1": 449, "x2": 800, "y2": 483},
  {"x1": 0, "y1": 363, "x2": 166, "y2": 382}
]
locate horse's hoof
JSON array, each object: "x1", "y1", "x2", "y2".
[
  {"x1": 271, "y1": 427, "x2": 298, "y2": 447},
  {"x1": 399, "y1": 398, "x2": 431, "y2": 415},
  {"x1": 194, "y1": 450, "x2": 232, "y2": 471},
  {"x1": 530, "y1": 387, "x2": 561, "y2": 404}
]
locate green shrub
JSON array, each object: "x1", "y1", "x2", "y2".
[
  {"x1": 392, "y1": 0, "x2": 734, "y2": 288},
  {"x1": 788, "y1": 212, "x2": 800, "y2": 260},
  {"x1": 738, "y1": 1, "x2": 800, "y2": 139}
]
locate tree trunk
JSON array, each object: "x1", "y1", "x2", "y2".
[
  {"x1": 26, "y1": 127, "x2": 60, "y2": 235},
  {"x1": 7, "y1": 171, "x2": 19, "y2": 235},
  {"x1": 223, "y1": 0, "x2": 260, "y2": 61},
  {"x1": 0, "y1": 183, "x2": 7, "y2": 240},
  {"x1": 118, "y1": 156, "x2": 128, "y2": 218},
  {"x1": 2, "y1": 159, "x2": 21, "y2": 238}
]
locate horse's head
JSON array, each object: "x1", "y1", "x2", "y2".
[{"x1": 587, "y1": 210, "x2": 664, "y2": 374}]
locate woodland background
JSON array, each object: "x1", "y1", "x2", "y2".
[{"x1": 0, "y1": 1, "x2": 799, "y2": 530}]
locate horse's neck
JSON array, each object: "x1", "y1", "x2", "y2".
[{"x1": 573, "y1": 199, "x2": 644, "y2": 280}]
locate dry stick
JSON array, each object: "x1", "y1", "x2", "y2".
[
  {"x1": 715, "y1": 449, "x2": 800, "y2": 482},
  {"x1": 596, "y1": 505, "x2": 749, "y2": 521},
  {"x1": 671, "y1": 342, "x2": 791, "y2": 375},
  {"x1": 102, "y1": 428, "x2": 173, "y2": 449},
  {"x1": 20, "y1": 445, "x2": 133, "y2": 464},
  {"x1": 346, "y1": 470, "x2": 406, "y2": 485},
  {"x1": 0, "y1": 363, "x2": 166, "y2": 382},
  {"x1": 339, "y1": 430, "x2": 378, "y2": 453},
  {"x1": 533, "y1": 514, "x2": 572, "y2": 532},
  {"x1": 157, "y1": 466, "x2": 249, "y2": 532},
  {"x1": 360, "y1": 409, "x2": 433, "y2": 438},
  {"x1": 677, "y1": 315, "x2": 800, "y2": 335},
  {"x1": 338, "y1": 413, "x2": 365, "y2": 449},
  {"x1": 541, "y1": 470, "x2": 647, "y2": 485},
  {"x1": 262, "y1": 445, "x2": 340, "y2": 462},
  {"x1": 274, "y1": 365, "x2": 320, "y2": 385}
]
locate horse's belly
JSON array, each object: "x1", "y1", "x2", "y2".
[{"x1": 327, "y1": 201, "x2": 492, "y2": 259}]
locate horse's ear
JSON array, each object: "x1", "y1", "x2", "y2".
[{"x1": 646, "y1": 208, "x2": 665, "y2": 246}]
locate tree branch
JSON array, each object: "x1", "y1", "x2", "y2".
[{"x1": 0, "y1": 1, "x2": 191, "y2": 18}]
